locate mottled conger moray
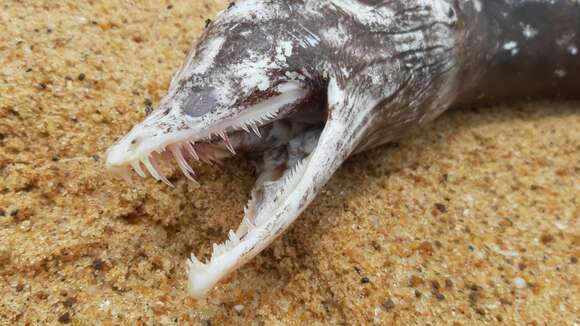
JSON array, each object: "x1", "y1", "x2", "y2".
[{"x1": 106, "y1": 0, "x2": 580, "y2": 298}]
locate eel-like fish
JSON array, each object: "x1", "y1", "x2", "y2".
[{"x1": 105, "y1": 0, "x2": 580, "y2": 298}]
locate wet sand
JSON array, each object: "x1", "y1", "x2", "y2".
[{"x1": 0, "y1": 1, "x2": 578, "y2": 324}]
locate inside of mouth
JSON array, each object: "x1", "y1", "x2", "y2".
[{"x1": 117, "y1": 82, "x2": 329, "y2": 297}]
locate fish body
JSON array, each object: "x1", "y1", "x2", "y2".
[{"x1": 105, "y1": 0, "x2": 580, "y2": 298}]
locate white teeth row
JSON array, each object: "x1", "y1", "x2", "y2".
[
  {"x1": 130, "y1": 108, "x2": 283, "y2": 185},
  {"x1": 188, "y1": 205, "x2": 261, "y2": 272},
  {"x1": 186, "y1": 156, "x2": 306, "y2": 279},
  {"x1": 233, "y1": 107, "x2": 284, "y2": 139},
  {"x1": 187, "y1": 218, "x2": 256, "y2": 273},
  {"x1": 130, "y1": 143, "x2": 197, "y2": 187},
  {"x1": 129, "y1": 137, "x2": 228, "y2": 185}
]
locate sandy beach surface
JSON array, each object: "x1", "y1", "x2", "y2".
[{"x1": 1, "y1": 0, "x2": 578, "y2": 324}]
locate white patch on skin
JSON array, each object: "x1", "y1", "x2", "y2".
[
  {"x1": 321, "y1": 24, "x2": 350, "y2": 46},
  {"x1": 556, "y1": 33, "x2": 575, "y2": 47},
  {"x1": 190, "y1": 37, "x2": 226, "y2": 75},
  {"x1": 522, "y1": 24, "x2": 538, "y2": 39},
  {"x1": 340, "y1": 67, "x2": 351, "y2": 78},
  {"x1": 554, "y1": 69, "x2": 567, "y2": 78},
  {"x1": 231, "y1": 50, "x2": 281, "y2": 92},
  {"x1": 239, "y1": 63, "x2": 274, "y2": 91},
  {"x1": 503, "y1": 41, "x2": 519, "y2": 56},
  {"x1": 568, "y1": 45, "x2": 578, "y2": 55},
  {"x1": 329, "y1": 0, "x2": 395, "y2": 29},
  {"x1": 472, "y1": 0, "x2": 482, "y2": 12},
  {"x1": 169, "y1": 37, "x2": 226, "y2": 91},
  {"x1": 275, "y1": 40, "x2": 293, "y2": 62},
  {"x1": 220, "y1": 0, "x2": 282, "y2": 23},
  {"x1": 212, "y1": 78, "x2": 236, "y2": 108},
  {"x1": 427, "y1": 0, "x2": 458, "y2": 24}
]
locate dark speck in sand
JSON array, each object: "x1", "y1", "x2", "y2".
[
  {"x1": 435, "y1": 203, "x2": 448, "y2": 213},
  {"x1": 92, "y1": 258, "x2": 105, "y2": 271},
  {"x1": 57, "y1": 312, "x2": 71, "y2": 324},
  {"x1": 383, "y1": 298, "x2": 395, "y2": 311}
]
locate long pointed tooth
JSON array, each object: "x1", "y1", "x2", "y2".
[
  {"x1": 143, "y1": 156, "x2": 174, "y2": 187},
  {"x1": 212, "y1": 243, "x2": 222, "y2": 258},
  {"x1": 186, "y1": 142, "x2": 200, "y2": 160},
  {"x1": 226, "y1": 143, "x2": 236, "y2": 155},
  {"x1": 172, "y1": 146, "x2": 193, "y2": 173},
  {"x1": 131, "y1": 161, "x2": 146, "y2": 178},
  {"x1": 188, "y1": 254, "x2": 205, "y2": 270},
  {"x1": 228, "y1": 230, "x2": 239, "y2": 244},
  {"x1": 220, "y1": 132, "x2": 236, "y2": 154},
  {"x1": 171, "y1": 146, "x2": 198, "y2": 183},
  {"x1": 151, "y1": 158, "x2": 174, "y2": 187},
  {"x1": 142, "y1": 156, "x2": 160, "y2": 179},
  {"x1": 251, "y1": 124, "x2": 261, "y2": 137},
  {"x1": 240, "y1": 124, "x2": 250, "y2": 133}
]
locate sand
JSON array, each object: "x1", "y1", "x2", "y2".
[{"x1": 1, "y1": 0, "x2": 578, "y2": 324}]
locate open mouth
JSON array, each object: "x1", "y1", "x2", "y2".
[
  {"x1": 106, "y1": 78, "x2": 333, "y2": 298},
  {"x1": 106, "y1": 81, "x2": 320, "y2": 185}
]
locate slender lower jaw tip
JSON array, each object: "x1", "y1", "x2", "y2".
[{"x1": 187, "y1": 258, "x2": 225, "y2": 300}]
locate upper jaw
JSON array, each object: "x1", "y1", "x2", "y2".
[{"x1": 105, "y1": 80, "x2": 311, "y2": 184}]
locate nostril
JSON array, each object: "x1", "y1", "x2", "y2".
[{"x1": 130, "y1": 138, "x2": 139, "y2": 145}]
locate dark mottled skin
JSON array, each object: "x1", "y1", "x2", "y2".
[
  {"x1": 455, "y1": 0, "x2": 580, "y2": 107},
  {"x1": 160, "y1": 0, "x2": 579, "y2": 157}
]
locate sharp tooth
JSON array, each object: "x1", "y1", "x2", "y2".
[
  {"x1": 240, "y1": 124, "x2": 250, "y2": 133},
  {"x1": 188, "y1": 254, "x2": 205, "y2": 271},
  {"x1": 228, "y1": 230, "x2": 239, "y2": 244},
  {"x1": 131, "y1": 161, "x2": 146, "y2": 177},
  {"x1": 212, "y1": 243, "x2": 223, "y2": 258},
  {"x1": 170, "y1": 145, "x2": 198, "y2": 183},
  {"x1": 143, "y1": 156, "x2": 174, "y2": 187},
  {"x1": 186, "y1": 142, "x2": 200, "y2": 160},
  {"x1": 142, "y1": 156, "x2": 159, "y2": 179},
  {"x1": 171, "y1": 146, "x2": 193, "y2": 173},
  {"x1": 220, "y1": 132, "x2": 236, "y2": 154},
  {"x1": 251, "y1": 124, "x2": 261, "y2": 138}
]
